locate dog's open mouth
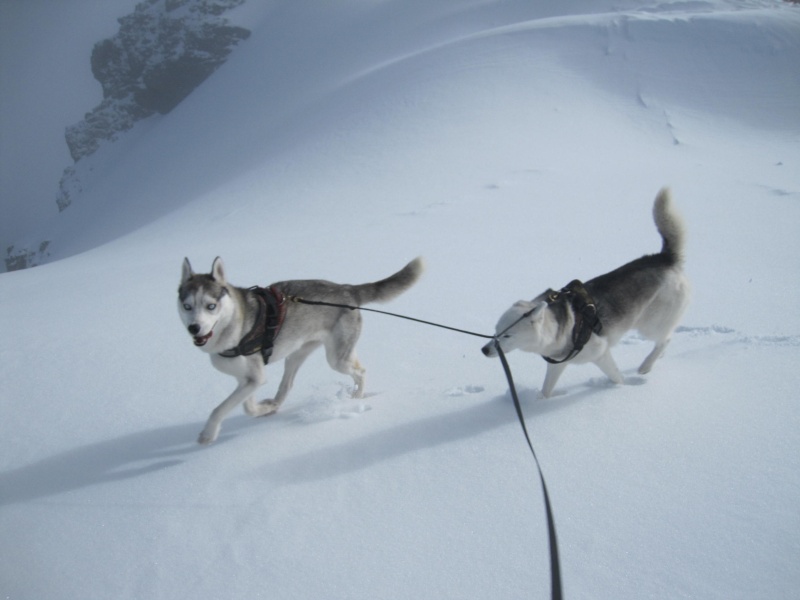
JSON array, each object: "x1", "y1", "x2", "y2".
[{"x1": 193, "y1": 331, "x2": 213, "y2": 347}]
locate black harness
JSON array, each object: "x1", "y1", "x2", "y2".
[
  {"x1": 218, "y1": 286, "x2": 287, "y2": 364},
  {"x1": 542, "y1": 279, "x2": 603, "y2": 364}
]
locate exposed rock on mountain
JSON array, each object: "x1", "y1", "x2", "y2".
[
  {"x1": 59, "y1": 0, "x2": 250, "y2": 205},
  {"x1": 4, "y1": 241, "x2": 50, "y2": 272},
  {"x1": 5, "y1": 0, "x2": 250, "y2": 271}
]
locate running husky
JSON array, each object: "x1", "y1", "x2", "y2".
[
  {"x1": 482, "y1": 187, "x2": 690, "y2": 397},
  {"x1": 179, "y1": 257, "x2": 424, "y2": 444}
]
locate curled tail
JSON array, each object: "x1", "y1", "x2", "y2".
[
  {"x1": 653, "y1": 187, "x2": 686, "y2": 266},
  {"x1": 353, "y1": 257, "x2": 425, "y2": 305}
]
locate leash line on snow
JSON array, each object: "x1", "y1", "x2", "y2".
[{"x1": 289, "y1": 295, "x2": 563, "y2": 600}]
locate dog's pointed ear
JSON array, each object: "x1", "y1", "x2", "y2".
[
  {"x1": 181, "y1": 258, "x2": 194, "y2": 283},
  {"x1": 211, "y1": 256, "x2": 226, "y2": 283}
]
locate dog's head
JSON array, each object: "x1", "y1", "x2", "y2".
[
  {"x1": 481, "y1": 290, "x2": 557, "y2": 357},
  {"x1": 178, "y1": 257, "x2": 233, "y2": 351}
]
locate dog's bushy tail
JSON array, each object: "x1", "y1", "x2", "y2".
[
  {"x1": 353, "y1": 257, "x2": 425, "y2": 305},
  {"x1": 653, "y1": 187, "x2": 686, "y2": 265}
]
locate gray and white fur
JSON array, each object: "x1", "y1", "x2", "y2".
[
  {"x1": 179, "y1": 257, "x2": 424, "y2": 444},
  {"x1": 482, "y1": 187, "x2": 690, "y2": 397}
]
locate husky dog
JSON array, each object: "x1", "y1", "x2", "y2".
[
  {"x1": 179, "y1": 257, "x2": 424, "y2": 444},
  {"x1": 482, "y1": 187, "x2": 690, "y2": 398}
]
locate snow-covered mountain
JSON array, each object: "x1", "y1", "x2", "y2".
[
  {"x1": 1, "y1": 1, "x2": 799, "y2": 599},
  {"x1": 5, "y1": 0, "x2": 250, "y2": 269},
  {"x1": 65, "y1": 0, "x2": 249, "y2": 164}
]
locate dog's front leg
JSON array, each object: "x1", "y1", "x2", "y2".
[
  {"x1": 201, "y1": 356, "x2": 265, "y2": 444},
  {"x1": 199, "y1": 375, "x2": 263, "y2": 444},
  {"x1": 201, "y1": 356, "x2": 266, "y2": 444},
  {"x1": 541, "y1": 362, "x2": 568, "y2": 398},
  {"x1": 245, "y1": 341, "x2": 322, "y2": 417},
  {"x1": 199, "y1": 380, "x2": 259, "y2": 444}
]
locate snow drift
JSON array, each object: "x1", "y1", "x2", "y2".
[{"x1": 1, "y1": 1, "x2": 799, "y2": 599}]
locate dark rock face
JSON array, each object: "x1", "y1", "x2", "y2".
[
  {"x1": 6, "y1": 1, "x2": 250, "y2": 271},
  {"x1": 59, "y1": 0, "x2": 250, "y2": 202},
  {"x1": 4, "y1": 241, "x2": 50, "y2": 272},
  {"x1": 89, "y1": 0, "x2": 251, "y2": 119}
]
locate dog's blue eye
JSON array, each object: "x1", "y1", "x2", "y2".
[
  {"x1": 207, "y1": 303, "x2": 217, "y2": 310},
  {"x1": 183, "y1": 303, "x2": 192, "y2": 311}
]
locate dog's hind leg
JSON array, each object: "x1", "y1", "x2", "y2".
[
  {"x1": 593, "y1": 349, "x2": 625, "y2": 385},
  {"x1": 347, "y1": 356, "x2": 366, "y2": 399},
  {"x1": 245, "y1": 341, "x2": 322, "y2": 417},
  {"x1": 324, "y1": 340, "x2": 366, "y2": 398},
  {"x1": 326, "y1": 348, "x2": 366, "y2": 398},
  {"x1": 325, "y1": 316, "x2": 366, "y2": 398},
  {"x1": 638, "y1": 339, "x2": 669, "y2": 374}
]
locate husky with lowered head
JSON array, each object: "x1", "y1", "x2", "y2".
[
  {"x1": 179, "y1": 257, "x2": 424, "y2": 444},
  {"x1": 482, "y1": 187, "x2": 690, "y2": 397}
]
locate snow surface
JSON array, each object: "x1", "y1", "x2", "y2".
[{"x1": 2, "y1": 1, "x2": 800, "y2": 599}]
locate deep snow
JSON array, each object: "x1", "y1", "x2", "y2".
[{"x1": 1, "y1": 1, "x2": 799, "y2": 599}]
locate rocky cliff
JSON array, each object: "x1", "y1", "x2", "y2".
[
  {"x1": 6, "y1": 0, "x2": 250, "y2": 271},
  {"x1": 57, "y1": 0, "x2": 250, "y2": 211}
]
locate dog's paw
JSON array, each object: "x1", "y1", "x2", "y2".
[
  {"x1": 198, "y1": 425, "x2": 220, "y2": 445},
  {"x1": 537, "y1": 388, "x2": 567, "y2": 400},
  {"x1": 244, "y1": 399, "x2": 280, "y2": 417}
]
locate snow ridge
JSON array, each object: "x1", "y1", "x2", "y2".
[{"x1": 1, "y1": 1, "x2": 799, "y2": 599}]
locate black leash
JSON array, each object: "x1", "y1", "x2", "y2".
[
  {"x1": 288, "y1": 296, "x2": 494, "y2": 340},
  {"x1": 494, "y1": 339, "x2": 563, "y2": 600},
  {"x1": 289, "y1": 295, "x2": 563, "y2": 600}
]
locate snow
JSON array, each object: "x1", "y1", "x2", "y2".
[{"x1": 1, "y1": 1, "x2": 800, "y2": 599}]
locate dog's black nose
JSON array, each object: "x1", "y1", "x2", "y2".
[{"x1": 188, "y1": 324, "x2": 200, "y2": 335}]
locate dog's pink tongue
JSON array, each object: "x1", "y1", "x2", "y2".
[{"x1": 194, "y1": 332, "x2": 213, "y2": 346}]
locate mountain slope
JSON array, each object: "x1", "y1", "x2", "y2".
[{"x1": 1, "y1": 1, "x2": 799, "y2": 599}]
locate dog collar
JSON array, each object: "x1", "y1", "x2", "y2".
[
  {"x1": 218, "y1": 286, "x2": 287, "y2": 364},
  {"x1": 542, "y1": 279, "x2": 602, "y2": 364}
]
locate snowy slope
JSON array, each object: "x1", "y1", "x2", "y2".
[{"x1": 2, "y1": 1, "x2": 800, "y2": 599}]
